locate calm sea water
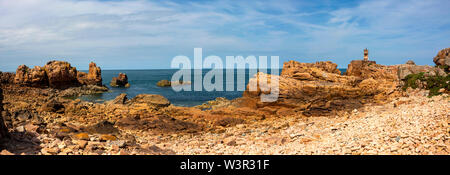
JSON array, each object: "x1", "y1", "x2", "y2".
[{"x1": 79, "y1": 68, "x2": 347, "y2": 106}]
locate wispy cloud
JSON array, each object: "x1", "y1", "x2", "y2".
[{"x1": 0, "y1": 0, "x2": 449, "y2": 71}]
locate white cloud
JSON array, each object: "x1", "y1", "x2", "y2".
[{"x1": 0, "y1": 0, "x2": 449, "y2": 70}]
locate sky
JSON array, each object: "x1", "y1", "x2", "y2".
[{"x1": 0, "y1": 0, "x2": 449, "y2": 71}]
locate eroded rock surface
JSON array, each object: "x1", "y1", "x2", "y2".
[
  {"x1": 243, "y1": 60, "x2": 401, "y2": 116},
  {"x1": 13, "y1": 61, "x2": 105, "y2": 89},
  {"x1": 397, "y1": 64, "x2": 446, "y2": 80},
  {"x1": 77, "y1": 62, "x2": 103, "y2": 86},
  {"x1": 130, "y1": 94, "x2": 171, "y2": 108},
  {"x1": 14, "y1": 65, "x2": 48, "y2": 87},
  {"x1": 0, "y1": 55, "x2": 448, "y2": 155},
  {"x1": 110, "y1": 73, "x2": 130, "y2": 87},
  {"x1": 433, "y1": 48, "x2": 450, "y2": 70},
  {"x1": 112, "y1": 93, "x2": 128, "y2": 105},
  {"x1": 346, "y1": 60, "x2": 398, "y2": 80},
  {"x1": 43, "y1": 61, "x2": 79, "y2": 89},
  {"x1": 0, "y1": 72, "x2": 15, "y2": 84}
]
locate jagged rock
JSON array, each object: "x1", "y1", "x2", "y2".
[
  {"x1": 130, "y1": 94, "x2": 170, "y2": 108},
  {"x1": 433, "y1": 48, "x2": 450, "y2": 69},
  {"x1": 14, "y1": 65, "x2": 30, "y2": 85},
  {"x1": 112, "y1": 93, "x2": 128, "y2": 104},
  {"x1": 110, "y1": 73, "x2": 130, "y2": 87},
  {"x1": 281, "y1": 61, "x2": 341, "y2": 80},
  {"x1": 243, "y1": 60, "x2": 400, "y2": 115},
  {"x1": 14, "y1": 65, "x2": 49, "y2": 87},
  {"x1": 77, "y1": 62, "x2": 102, "y2": 86},
  {"x1": 13, "y1": 60, "x2": 104, "y2": 89},
  {"x1": 314, "y1": 61, "x2": 342, "y2": 74},
  {"x1": 87, "y1": 62, "x2": 102, "y2": 85},
  {"x1": 397, "y1": 64, "x2": 446, "y2": 80},
  {"x1": 43, "y1": 61, "x2": 79, "y2": 89},
  {"x1": 346, "y1": 60, "x2": 398, "y2": 80},
  {"x1": 0, "y1": 71, "x2": 15, "y2": 84},
  {"x1": 406, "y1": 60, "x2": 415, "y2": 65}
]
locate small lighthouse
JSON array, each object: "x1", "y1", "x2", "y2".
[{"x1": 364, "y1": 48, "x2": 369, "y2": 61}]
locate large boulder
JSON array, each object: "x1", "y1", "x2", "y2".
[
  {"x1": 77, "y1": 62, "x2": 102, "y2": 86},
  {"x1": 110, "y1": 73, "x2": 130, "y2": 87},
  {"x1": 130, "y1": 94, "x2": 170, "y2": 108},
  {"x1": 433, "y1": 48, "x2": 450, "y2": 71},
  {"x1": 14, "y1": 65, "x2": 48, "y2": 87},
  {"x1": 43, "y1": 61, "x2": 79, "y2": 89}
]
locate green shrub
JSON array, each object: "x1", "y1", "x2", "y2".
[
  {"x1": 402, "y1": 72, "x2": 449, "y2": 97},
  {"x1": 402, "y1": 72, "x2": 425, "y2": 90},
  {"x1": 437, "y1": 65, "x2": 449, "y2": 73}
]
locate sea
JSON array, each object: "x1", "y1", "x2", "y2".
[{"x1": 79, "y1": 68, "x2": 347, "y2": 107}]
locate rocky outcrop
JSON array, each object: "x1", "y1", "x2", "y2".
[
  {"x1": 0, "y1": 87, "x2": 9, "y2": 141},
  {"x1": 58, "y1": 85, "x2": 109, "y2": 98},
  {"x1": 43, "y1": 61, "x2": 79, "y2": 89},
  {"x1": 0, "y1": 71, "x2": 15, "y2": 84},
  {"x1": 243, "y1": 60, "x2": 400, "y2": 116},
  {"x1": 13, "y1": 61, "x2": 104, "y2": 89},
  {"x1": 397, "y1": 64, "x2": 447, "y2": 80},
  {"x1": 406, "y1": 60, "x2": 415, "y2": 65},
  {"x1": 112, "y1": 93, "x2": 128, "y2": 104},
  {"x1": 346, "y1": 60, "x2": 398, "y2": 80},
  {"x1": 110, "y1": 73, "x2": 130, "y2": 87},
  {"x1": 281, "y1": 61, "x2": 341, "y2": 80},
  {"x1": 433, "y1": 48, "x2": 450, "y2": 71},
  {"x1": 14, "y1": 65, "x2": 48, "y2": 87},
  {"x1": 156, "y1": 80, "x2": 191, "y2": 87},
  {"x1": 156, "y1": 80, "x2": 171, "y2": 87},
  {"x1": 130, "y1": 94, "x2": 170, "y2": 108},
  {"x1": 77, "y1": 62, "x2": 102, "y2": 86}
]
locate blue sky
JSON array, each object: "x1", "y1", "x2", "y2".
[{"x1": 0, "y1": 0, "x2": 449, "y2": 71}]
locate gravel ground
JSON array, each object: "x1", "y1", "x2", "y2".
[{"x1": 157, "y1": 89, "x2": 449, "y2": 155}]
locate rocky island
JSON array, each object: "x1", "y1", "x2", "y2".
[
  {"x1": 0, "y1": 48, "x2": 448, "y2": 155},
  {"x1": 110, "y1": 73, "x2": 130, "y2": 88},
  {"x1": 157, "y1": 80, "x2": 191, "y2": 87}
]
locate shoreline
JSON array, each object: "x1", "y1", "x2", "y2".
[{"x1": 0, "y1": 50, "x2": 449, "y2": 155}]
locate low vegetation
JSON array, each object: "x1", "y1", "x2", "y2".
[{"x1": 402, "y1": 72, "x2": 450, "y2": 97}]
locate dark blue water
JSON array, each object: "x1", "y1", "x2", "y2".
[{"x1": 79, "y1": 68, "x2": 347, "y2": 106}]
